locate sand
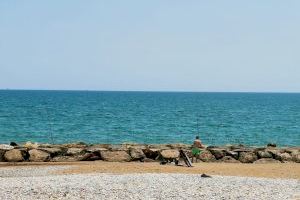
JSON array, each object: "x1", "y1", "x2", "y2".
[{"x1": 1, "y1": 161, "x2": 300, "y2": 179}]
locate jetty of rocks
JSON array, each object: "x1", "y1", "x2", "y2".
[{"x1": 0, "y1": 142, "x2": 299, "y2": 163}]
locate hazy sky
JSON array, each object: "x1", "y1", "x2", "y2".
[{"x1": 0, "y1": 1, "x2": 299, "y2": 92}]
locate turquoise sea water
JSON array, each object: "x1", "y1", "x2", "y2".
[{"x1": 0, "y1": 90, "x2": 299, "y2": 146}]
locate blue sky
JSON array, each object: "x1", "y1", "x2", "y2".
[{"x1": 0, "y1": 1, "x2": 299, "y2": 92}]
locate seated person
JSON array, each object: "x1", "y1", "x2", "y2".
[{"x1": 192, "y1": 136, "x2": 204, "y2": 163}]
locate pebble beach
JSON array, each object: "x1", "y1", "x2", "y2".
[{"x1": 0, "y1": 165, "x2": 299, "y2": 200}]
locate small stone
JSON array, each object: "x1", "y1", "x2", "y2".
[{"x1": 4, "y1": 149, "x2": 24, "y2": 162}]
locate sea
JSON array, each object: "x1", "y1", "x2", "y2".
[{"x1": 0, "y1": 90, "x2": 299, "y2": 146}]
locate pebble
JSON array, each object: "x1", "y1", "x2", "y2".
[{"x1": 0, "y1": 166, "x2": 299, "y2": 200}]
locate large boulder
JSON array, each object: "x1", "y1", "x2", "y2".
[
  {"x1": 38, "y1": 148, "x2": 63, "y2": 156},
  {"x1": 148, "y1": 144, "x2": 171, "y2": 150},
  {"x1": 86, "y1": 146, "x2": 108, "y2": 153},
  {"x1": 0, "y1": 144, "x2": 15, "y2": 161},
  {"x1": 100, "y1": 150, "x2": 131, "y2": 162},
  {"x1": 254, "y1": 158, "x2": 281, "y2": 164},
  {"x1": 143, "y1": 148, "x2": 160, "y2": 160},
  {"x1": 4, "y1": 149, "x2": 24, "y2": 162},
  {"x1": 63, "y1": 143, "x2": 87, "y2": 148},
  {"x1": 160, "y1": 150, "x2": 180, "y2": 159},
  {"x1": 167, "y1": 143, "x2": 192, "y2": 149},
  {"x1": 239, "y1": 152, "x2": 258, "y2": 163},
  {"x1": 267, "y1": 149, "x2": 284, "y2": 160},
  {"x1": 209, "y1": 148, "x2": 226, "y2": 160},
  {"x1": 79, "y1": 153, "x2": 101, "y2": 161},
  {"x1": 257, "y1": 151, "x2": 273, "y2": 159},
  {"x1": 24, "y1": 141, "x2": 39, "y2": 149},
  {"x1": 279, "y1": 153, "x2": 293, "y2": 162},
  {"x1": 129, "y1": 148, "x2": 145, "y2": 161},
  {"x1": 199, "y1": 150, "x2": 216, "y2": 162},
  {"x1": 220, "y1": 156, "x2": 240, "y2": 163},
  {"x1": 66, "y1": 148, "x2": 84, "y2": 155},
  {"x1": 291, "y1": 151, "x2": 300, "y2": 163},
  {"x1": 225, "y1": 150, "x2": 239, "y2": 159},
  {"x1": 28, "y1": 149, "x2": 50, "y2": 162},
  {"x1": 0, "y1": 144, "x2": 14, "y2": 150},
  {"x1": 107, "y1": 144, "x2": 128, "y2": 151},
  {"x1": 0, "y1": 150, "x2": 6, "y2": 162}
]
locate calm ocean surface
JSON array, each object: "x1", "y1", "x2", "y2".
[{"x1": 0, "y1": 90, "x2": 299, "y2": 146}]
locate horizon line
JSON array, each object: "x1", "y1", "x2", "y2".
[{"x1": 0, "y1": 88, "x2": 299, "y2": 94}]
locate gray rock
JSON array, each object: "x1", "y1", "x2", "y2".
[
  {"x1": 199, "y1": 150, "x2": 216, "y2": 162},
  {"x1": 167, "y1": 143, "x2": 192, "y2": 149},
  {"x1": 143, "y1": 148, "x2": 160, "y2": 159},
  {"x1": 291, "y1": 151, "x2": 300, "y2": 163},
  {"x1": 254, "y1": 158, "x2": 281, "y2": 164},
  {"x1": 148, "y1": 144, "x2": 171, "y2": 150},
  {"x1": 4, "y1": 149, "x2": 24, "y2": 162},
  {"x1": 106, "y1": 144, "x2": 128, "y2": 151},
  {"x1": 0, "y1": 144, "x2": 14, "y2": 150},
  {"x1": 225, "y1": 150, "x2": 239, "y2": 159},
  {"x1": 38, "y1": 148, "x2": 63, "y2": 156},
  {"x1": 86, "y1": 146, "x2": 108, "y2": 153},
  {"x1": 209, "y1": 148, "x2": 226, "y2": 159},
  {"x1": 79, "y1": 153, "x2": 101, "y2": 161},
  {"x1": 29, "y1": 149, "x2": 50, "y2": 162},
  {"x1": 66, "y1": 148, "x2": 84, "y2": 155},
  {"x1": 257, "y1": 151, "x2": 273, "y2": 158},
  {"x1": 100, "y1": 150, "x2": 131, "y2": 162},
  {"x1": 160, "y1": 150, "x2": 180, "y2": 159},
  {"x1": 267, "y1": 149, "x2": 288, "y2": 161},
  {"x1": 129, "y1": 148, "x2": 145, "y2": 160},
  {"x1": 0, "y1": 150, "x2": 6, "y2": 162},
  {"x1": 239, "y1": 152, "x2": 258, "y2": 163},
  {"x1": 23, "y1": 141, "x2": 39, "y2": 149},
  {"x1": 279, "y1": 152, "x2": 293, "y2": 162}
]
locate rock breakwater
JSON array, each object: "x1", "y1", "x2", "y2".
[{"x1": 0, "y1": 142, "x2": 299, "y2": 163}]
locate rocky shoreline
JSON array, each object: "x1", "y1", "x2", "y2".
[{"x1": 0, "y1": 142, "x2": 299, "y2": 164}]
